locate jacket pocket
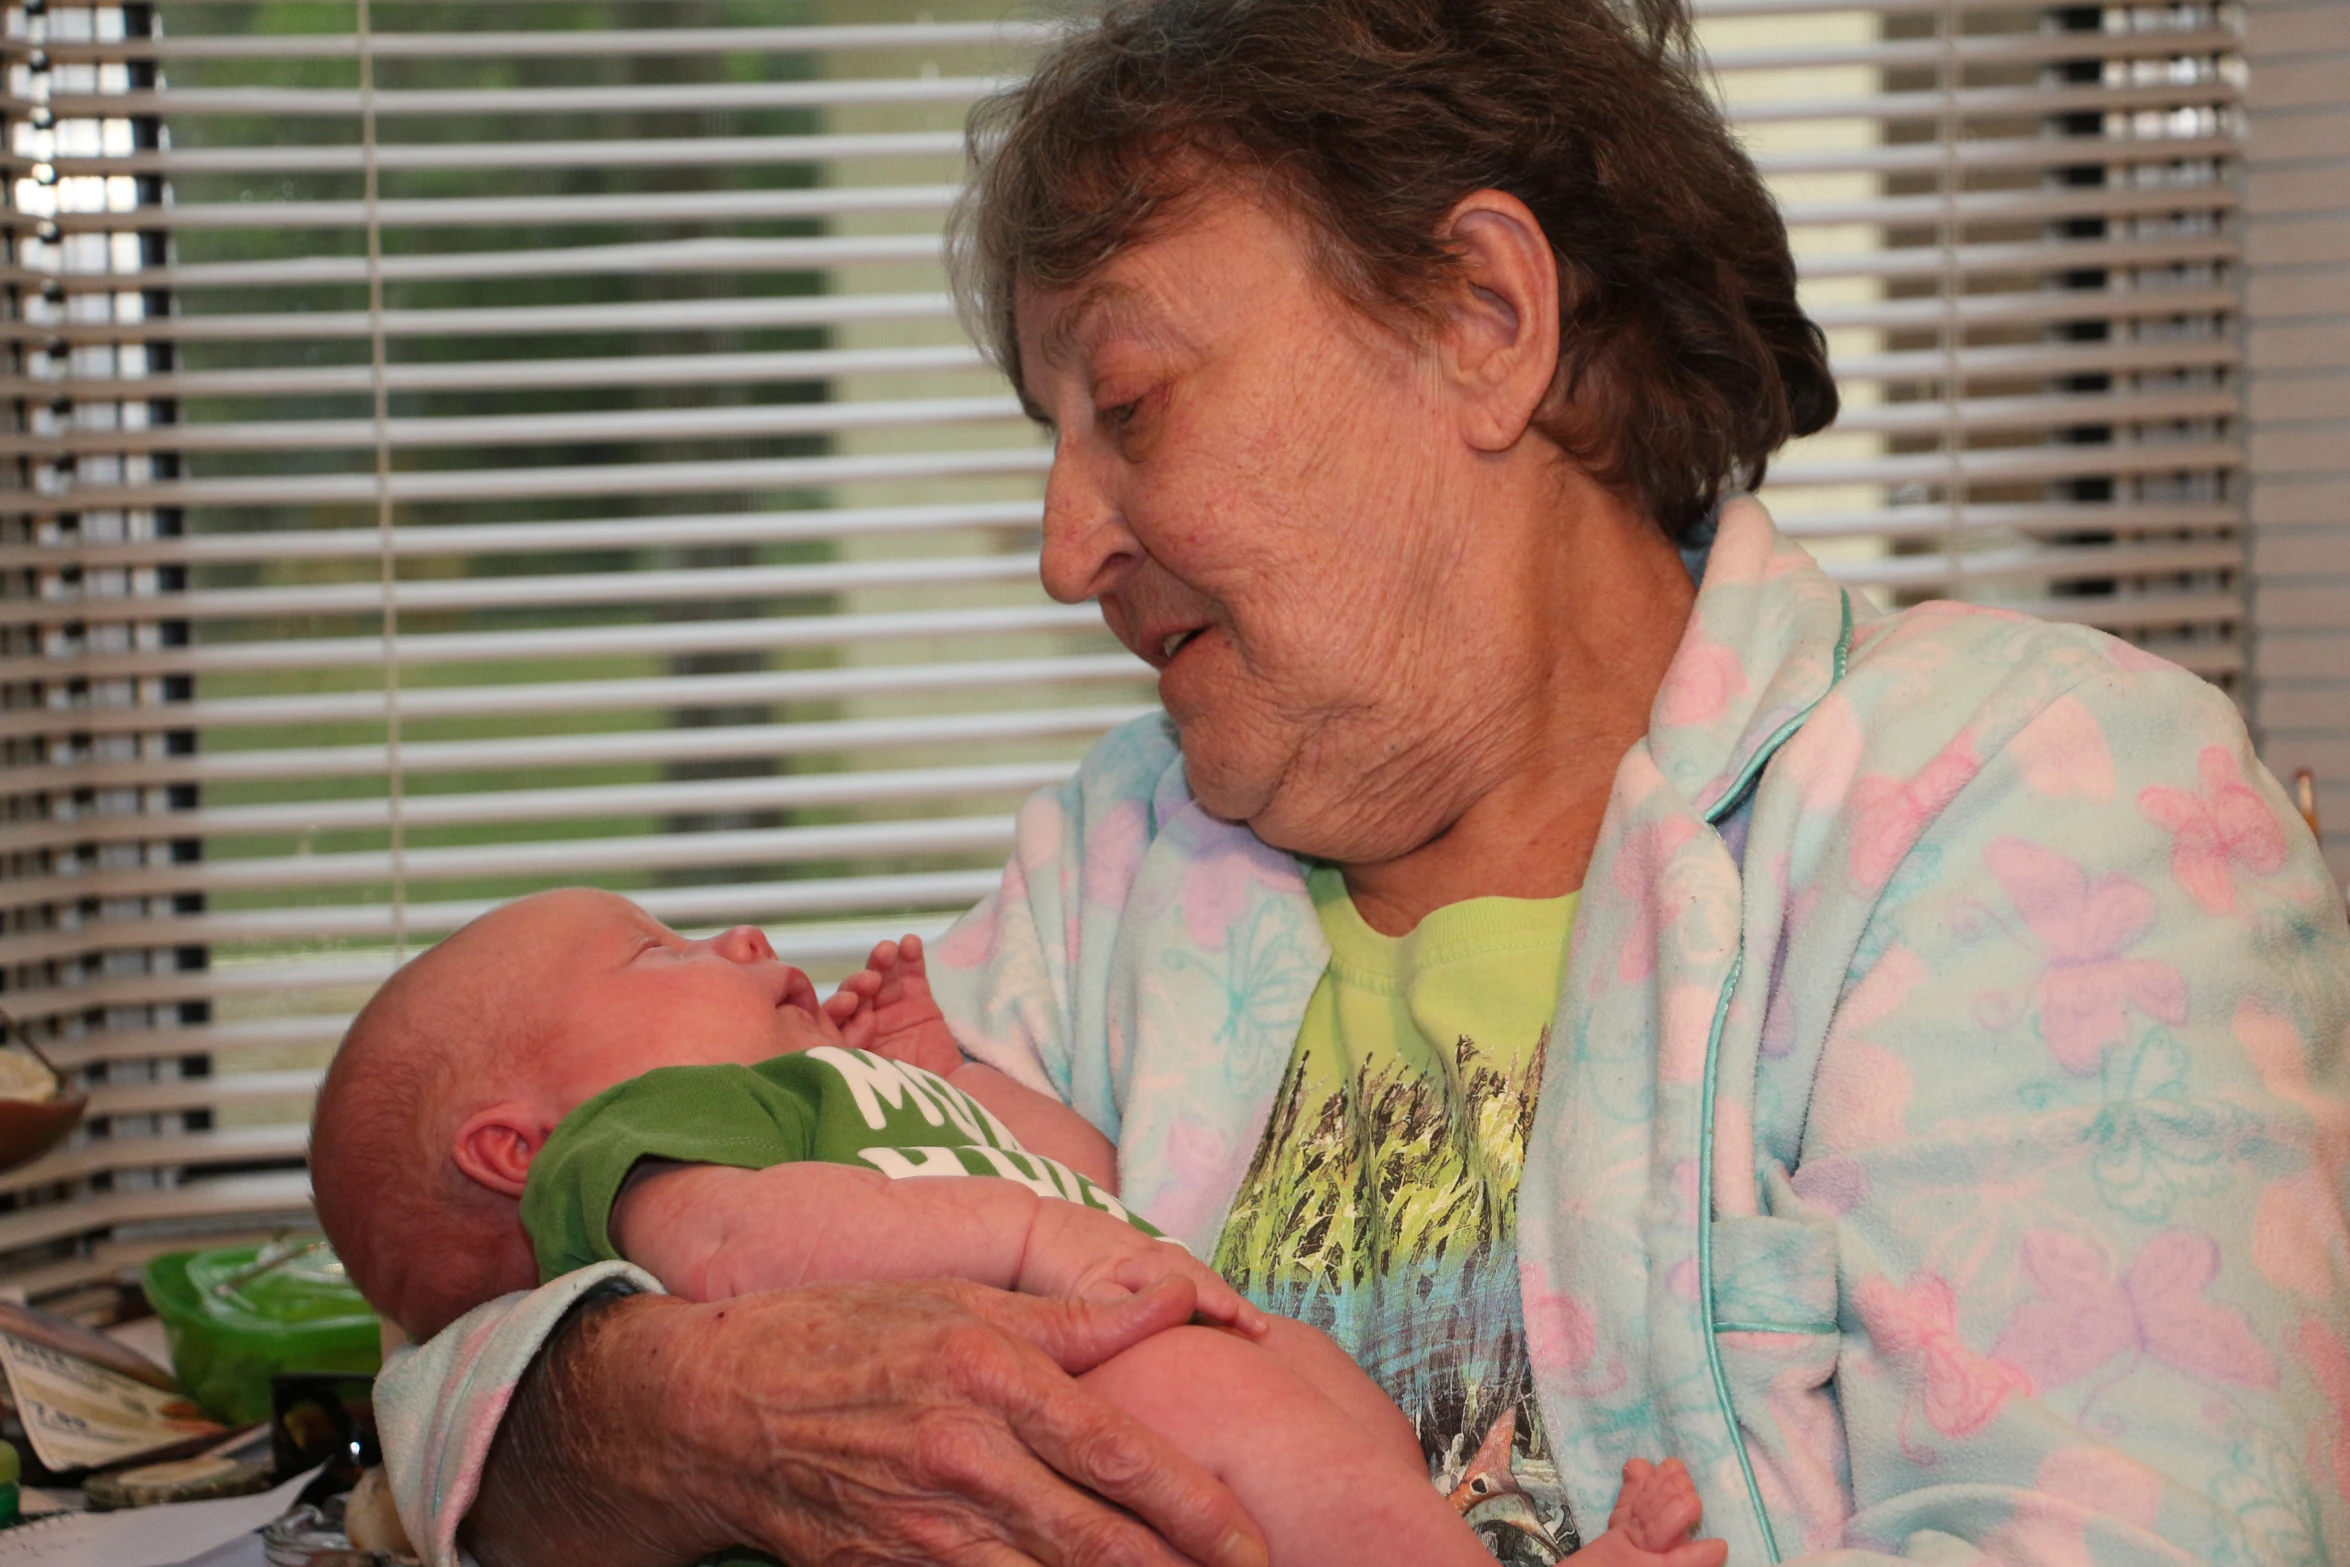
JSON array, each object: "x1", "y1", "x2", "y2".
[{"x1": 1708, "y1": 1212, "x2": 1850, "y2": 1556}]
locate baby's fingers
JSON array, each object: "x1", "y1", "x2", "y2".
[
  {"x1": 1167, "y1": 1252, "x2": 1268, "y2": 1337},
  {"x1": 1607, "y1": 1457, "x2": 1655, "y2": 1533},
  {"x1": 1660, "y1": 1539, "x2": 1727, "y2": 1567},
  {"x1": 1618, "y1": 1456, "x2": 1705, "y2": 1552}
]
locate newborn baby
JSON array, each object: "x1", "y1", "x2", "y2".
[{"x1": 310, "y1": 888, "x2": 1723, "y2": 1567}]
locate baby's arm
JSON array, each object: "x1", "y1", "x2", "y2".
[
  {"x1": 609, "y1": 1158, "x2": 1263, "y2": 1334},
  {"x1": 827, "y1": 936, "x2": 1117, "y2": 1188}
]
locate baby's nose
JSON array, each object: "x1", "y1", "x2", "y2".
[{"x1": 711, "y1": 923, "x2": 775, "y2": 963}]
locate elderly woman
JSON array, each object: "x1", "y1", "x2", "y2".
[{"x1": 373, "y1": 0, "x2": 2350, "y2": 1564}]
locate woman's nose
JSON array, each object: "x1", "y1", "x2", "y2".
[
  {"x1": 708, "y1": 924, "x2": 775, "y2": 963},
  {"x1": 1039, "y1": 446, "x2": 1141, "y2": 605}
]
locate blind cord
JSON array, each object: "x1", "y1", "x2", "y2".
[
  {"x1": 1937, "y1": 0, "x2": 1965, "y2": 599},
  {"x1": 357, "y1": 0, "x2": 407, "y2": 964}
]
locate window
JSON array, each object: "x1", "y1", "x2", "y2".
[{"x1": 0, "y1": 0, "x2": 2245, "y2": 1295}]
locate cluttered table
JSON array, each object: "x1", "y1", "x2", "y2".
[{"x1": 0, "y1": 1237, "x2": 409, "y2": 1567}]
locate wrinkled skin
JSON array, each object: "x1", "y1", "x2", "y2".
[
  {"x1": 1016, "y1": 182, "x2": 1692, "y2": 933},
  {"x1": 468, "y1": 1279, "x2": 1267, "y2": 1567}
]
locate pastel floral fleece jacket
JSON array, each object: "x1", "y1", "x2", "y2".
[{"x1": 379, "y1": 498, "x2": 2350, "y2": 1567}]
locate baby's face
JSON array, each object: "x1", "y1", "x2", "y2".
[{"x1": 510, "y1": 890, "x2": 843, "y2": 1116}]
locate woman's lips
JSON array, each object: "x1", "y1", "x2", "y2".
[{"x1": 1138, "y1": 623, "x2": 1208, "y2": 670}]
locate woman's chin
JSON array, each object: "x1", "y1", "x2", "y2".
[
  {"x1": 1182, "y1": 767, "x2": 1272, "y2": 829},
  {"x1": 1171, "y1": 734, "x2": 1279, "y2": 827}
]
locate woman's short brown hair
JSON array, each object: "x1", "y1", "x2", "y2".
[{"x1": 952, "y1": 0, "x2": 1837, "y2": 544}]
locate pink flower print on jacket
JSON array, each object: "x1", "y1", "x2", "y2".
[
  {"x1": 2009, "y1": 694, "x2": 2115, "y2": 805},
  {"x1": 1176, "y1": 821, "x2": 1303, "y2": 952},
  {"x1": 1610, "y1": 815, "x2": 1704, "y2": 983},
  {"x1": 2235, "y1": 996, "x2": 2350, "y2": 1301},
  {"x1": 1993, "y1": 1228, "x2": 2277, "y2": 1396},
  {"x1": 1985, "y1": 838, "x2": 2188, "y2": 1075},
  {"x1": 2137, "y1": 745, "x2": 2288, "y2": 915},
  {"x1": 1848, "y1": 736, "x2": 1980, "y2": 891},
  {"x1": 1656, "y1": 633, "x2": 1747, "y2": 729},
  {"x1": 1855, "y1": 1270, "x2": 2031, "y2": 1458},
  {"x1": 2297, "y1": 1316, "x2": 2350, "y2": 1503}
]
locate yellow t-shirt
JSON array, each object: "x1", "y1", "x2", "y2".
[{"x1": 1214, "y1": 866, "x2": 1580, "y2": 1565}]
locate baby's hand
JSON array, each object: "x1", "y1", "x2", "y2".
[
  {"x1": 1598, "y1": 1458, "x2": 1726, "y2": 1567},
  {"x1": 823, "y1": 935, "x2": 963, "y2": 1078},
  {"x1": 1019, "y1": 1199, "x2": 1270, "y2": 1339}
]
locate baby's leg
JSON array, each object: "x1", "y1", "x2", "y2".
[
  {"x1": 1080, "y1": 1325, "x2": 1491, "y2": 1567},
  {"x1": 1249, "y1": 1317, "x2": 1423, "y2": 1465},
  {"x1": 1563, "y1": 1457, "x2": 1727, "y2": 1567}
]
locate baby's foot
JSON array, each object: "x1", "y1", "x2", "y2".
[
  {"x1": 1567, "y1": 1458, "x2": 1726, "y2": 1567},
  {"x1": 823, "y1": 935, "x2": 964, "y2": 1077}
]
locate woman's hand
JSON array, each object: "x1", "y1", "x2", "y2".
[{"x1": 465, "y1": 1276, "x2": 1271, "y2": 1567}]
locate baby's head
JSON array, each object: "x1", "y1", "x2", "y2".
[{"x1": 310, "y1": 888, "x2": 841, "y2": 1338}]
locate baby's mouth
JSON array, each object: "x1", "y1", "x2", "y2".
[{"x1": 776, "y1": 967, "x2": 821, "y2": 1017}]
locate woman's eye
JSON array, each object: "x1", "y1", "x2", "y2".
[{"x1": 1098, "y1": 399, "x2": 1141, "y2": 430}]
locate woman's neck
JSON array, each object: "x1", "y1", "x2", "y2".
[{"x1": 1336, "y1": 490, "x2": 1697, "y2": 938}]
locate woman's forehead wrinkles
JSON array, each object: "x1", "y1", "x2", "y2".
[{"x1": 1037, "y1": 279, "x2": 1158, "y2": 372}]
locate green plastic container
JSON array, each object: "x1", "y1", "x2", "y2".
[{"x1": 142, "y1": 1240, "x2": 380, "y2": 1425}]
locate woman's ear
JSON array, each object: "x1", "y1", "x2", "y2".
[
  {"x1": 451, "y1": 1104, "x2": 554, "y2": 1198},
  {"x1": 1437, "y1": 189, "x2": 1562, "y2": 453}
]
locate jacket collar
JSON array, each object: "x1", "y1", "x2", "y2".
[{"x1": 1645, "y1": 496, "x2": 1855, "y2": 823}]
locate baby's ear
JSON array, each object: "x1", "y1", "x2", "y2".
[{"x1": 450, "y1": 1104, "x2": 552, "y2": 1198}]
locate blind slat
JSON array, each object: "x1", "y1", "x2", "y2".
[
  {"x1": 1, "y1": 705, "x2": 1163, "y2": 796},
  {"x1": 0, "y1": 645, "x2": 1150, "y2": 735},
  {"x1": 7, "y1": 812, "x2": 1024, "y2": 910},
  {"x1": 1771, "y1": 501, "x2": 2241, "y2": 541},
  {"x1": 51, "y1": 131, "x2": 968, "y2": 176},
  {"x1": 0, "y1": 499, "x2": 1040, "y2": 571},
  {"x1": 0, "y1": 343, "x2": 989, "y2": 399},
  {"x1": 1770, "y1": 437, "x2": 2244, "y2": 489},
  {"x1": 15, "y1": 291, "x2": 959, "y2": 345},
  {"x1": 0, "y1": 500, "x2": 1039, "y2": 571},
  {"x1": 31, "y1": 21, "x2": 1058, "y2": 62},
  {"x1": 43, "y1": 183, "x2": 963, "y2": 234},
  {"x1": 9, "y1": 394, "x2": 1030, "y2": 459},
  {"x1": 46, "y1": 75, "x2": 1014, "y2": 118},
  {"x1": 5, "y1": 445, "x2": 1053, "y2": 513},
  {"x1": 11, "y1": 551, "x2": 1051, "y2": 625},
  {"x1": 9, "y1": 760, "x2": 1083, "y2": 852},
  {"x1": 6, "y1": 900, "x2": 987, "y2": 983}
]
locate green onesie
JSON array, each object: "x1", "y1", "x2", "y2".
[
  {"x1": 521, "y1": 1043, "x2": 1150, "y2": 1285},
  {"x1": 521, "y1": 1046, "x2": 1155, "y2": 1567}
]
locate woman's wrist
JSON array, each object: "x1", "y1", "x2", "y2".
[{"x1": 465, "y1": 1287, "x2": 735, "y2": 1567}]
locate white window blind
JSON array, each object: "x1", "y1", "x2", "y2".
[
  {"x1": 1724, "y1": 0, "x2": 2244, "y2": 674},
  {"x1": 0, "y1": 0, "x2": 2245, "y2": 1298},
  {"x1": 0, "y1": 0, "x2": 1153, "y2": 1297}
]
